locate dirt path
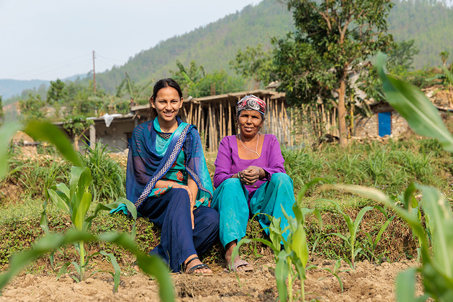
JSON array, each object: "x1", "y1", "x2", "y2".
[{"x1": 0, "y1": 258, "x2": 422, "y2": 301}]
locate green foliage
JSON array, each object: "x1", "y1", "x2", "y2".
[
  {"x1": 0, "y1": 230, "x2": 175, "y2": 301},
  {"x1": 18, "y1": 93, "x2": 47, "y2": 123},
  {"x1": 47, "y1": 79, "x2": 68, "y2": 105},
  {"x1": 82, "y1": 143, "x2": 126, "y2": 202},
  {"x1": 230, "y1": 44, "x2": 276, "y2": 85},
  {"x1": 387, "y1": 39, "x2": 420, "y2": 75},
  {"x1": 322, "y1": 200, "x2": 373, "y2": 269},
  {"x1": 0, "y1": 121, "x2": 174, "y2": 301},
  {"x1": 439, "y1": 51, "x2": 450, "y2": 66},
  {"x1": 170, "y1": 61, "x2": 245, "y2": 97},
  {"x1": 273, "y1": 0, "x2": 394, "y2": 104},
  {"x1": 333, "y1": 51, "x2": 453, "y2": 301}
]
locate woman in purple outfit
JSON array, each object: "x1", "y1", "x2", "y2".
[{"x1": 211, "y1": 95, "x2": 296, "y2": 272}]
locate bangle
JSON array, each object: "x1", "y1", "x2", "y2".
[{"x1": 237, "y1": 172, "x2": 241, "y2": 180}]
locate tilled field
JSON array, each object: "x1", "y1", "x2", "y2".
[{"x1": 0, "y1": 257, "x2": 422, "y2": 301}]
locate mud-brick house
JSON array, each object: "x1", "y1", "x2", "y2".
[
  {"x1": 54, "y1": 114, "x2": 138, "y2": 152},
  {"x1": 354, "y1": 102, "x2": 410, "y2": 138}
]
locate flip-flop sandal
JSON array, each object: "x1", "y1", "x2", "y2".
[
  {"x1": 182, "y1": 257, "x2": 213, "y2": 276},
  {"x1": 227, "y1": 259, "x2": 254, "y2": 273}
]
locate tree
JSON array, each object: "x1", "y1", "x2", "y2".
[
  {"x1": 63, "y1": 115, "x2": 94, "y2": 151},
  {"x1": 440, "y1": 51, "x2": 450, "y2": 67},
  {"x1": 18, "y1": 93, "x2": 47, "y2": 123},
  {"x1": 230, "y1": 44, "x2": 277, "y2": 85},
  {"x1": 47, "y1": 79, "x2": 68, "y2": 104},
  {"x1": 387, "y1": 39, "x2": 420, "y2": 73},
  {"x1": 273, "y1": 0, "x2": 394, "y2": 146}
]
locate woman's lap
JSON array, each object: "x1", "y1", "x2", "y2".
[
  {"x1": 139, "y1": 188, "x2": 219, "y2": 272},
  {"x1": 213, "y1": 173, "x2": 296, "y2": 246}
]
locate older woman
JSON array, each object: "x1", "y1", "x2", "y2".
[
  {"x1": 124, "y1": 78, "x2": 219, "y2": 275},
  {"x1": 211, "y1": 95, "x2": 296, "y2": 272}
]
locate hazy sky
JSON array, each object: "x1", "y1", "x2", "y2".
[{"x1": 0, "y1": 0, "x2": 259, "y2": 81}]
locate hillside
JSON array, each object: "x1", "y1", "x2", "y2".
[
  {"x1": 3, "y1": 0, "x2": 453, "y2": 101},
  {"x1": 0, "y1": 79, "x2": 49, "y2": 100},
  {"x1": 94, "y1": 0, "x2": 453, "y2": 92},
  {"x1": 95, "y1": 0, "x2": 294, "y2": 92}
]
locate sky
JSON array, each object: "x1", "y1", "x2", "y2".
[{"x1": 0, "y1": 0, "x2": 259, "y2": 81}]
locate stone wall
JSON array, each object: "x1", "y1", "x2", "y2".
[
  {"x1": 354, "y1": 103, "x2": 409, "y2": 138},
  {"x1": 92, "y1": 119, "x2": 136, "y2": 152}
]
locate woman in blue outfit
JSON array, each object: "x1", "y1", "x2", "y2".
[
  {"x1": 126, "y1": 78, "x2": 219, "y2": 275},
  {"x1": 211, "y1": 95, "x2": 296, "y2": 272}
]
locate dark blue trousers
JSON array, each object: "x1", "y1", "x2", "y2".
[{"x1": 139, "y1": 188, "x2": 219, "y2": 273}]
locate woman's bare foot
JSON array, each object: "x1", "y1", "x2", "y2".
[
  {"x1": 184, "y1": 255, "x2": 212, "y2": 275},
  {"x1": 225, "y1": 241, "x2": 253, "y2": 272}
]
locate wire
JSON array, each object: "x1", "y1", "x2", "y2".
[{"x1": 9, "y1": 53, "x2": 91, "y2": 78}]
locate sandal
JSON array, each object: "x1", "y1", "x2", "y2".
[
  {"x1": 227, "y1": 259, "x2": 254, "y2": 273},
  {"x1": 182, "y1": 257, "x2": 213, "y2": 276}
]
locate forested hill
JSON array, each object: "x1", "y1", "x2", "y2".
[
  {"x1": 389, "y1": 0, "x2": 453, "y2": 70},
  {"x1": 95, "y1": 0, "x2": 294, "y2": 92},
  {"x1": 94, "y1": 0, "x2": 453, "y2": 93}
]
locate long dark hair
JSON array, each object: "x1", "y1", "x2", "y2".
[
  {"x1": 150, "y1": 78, "x2": 183, "y2": 118},
  {"x1": 151, "y1": 78, "x2": 183, "y2": 100}
]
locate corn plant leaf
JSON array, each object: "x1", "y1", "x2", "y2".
[
  {"x1": 275, "y1": 252, "x2": 289, "y2": 302},
  {"x1": 73, "y1": 191, "x2": 92, "y2": 231},
  {"x1": 47, "y1": 188, "x2": 71, "y2": 214},
  {"x1": 69, "y1": 167, "x2": 86, "y2": 201},
  {"x1": 331, "y1": 184, "x2": 431, "y2": 260},
  {"x1": 291, "y1": 224, "x2": 309, "y2": 268},
  {"x1": 376, "y1": 52, "x2": 453, "y2": 152},
  {"x1": 416, "y1": 184, "x2": 453, "y2": 280},
  {"x1": 0, "y1": 230, "x2": 175, "y2": 302},
  {"x1": 56, "y1": 183, "x2": 70, "y2": 200},
  {"x1": 23, "y1": 121, "x2": 84, "y2": 167},
  {"x1": 100, "y1": 251, "x2": 121, "y2": 293},
  {"x1": 352, "y1": 206, "x2": 374, "y2": 243},
  {"x1": 396, "y1": 268, "x2": 418, "y2": 302},
  {"x1": 0, "y1": 122, "x2": 22, "y2": 180},
  {"x1": 297, "y1": 178, "x2": 331, "y2": 205},
  {"x1": 374, "y1": 216, "x2": 395, "y2": 247}
]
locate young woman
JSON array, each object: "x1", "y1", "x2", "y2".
[
  {"x1": 211, "y1": 95, "x2": 296, "y2": 272},
  {"x1": 126, "y1": 78, "x2": 218, "y2": 274}
]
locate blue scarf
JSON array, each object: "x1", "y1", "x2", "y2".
[{"x1": 126, "y1": 116, "x2": 213, "y2": 210}]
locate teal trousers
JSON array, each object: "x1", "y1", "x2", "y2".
[{"x1": 211, "y1": 173, "x2": 296, "y2": 248}]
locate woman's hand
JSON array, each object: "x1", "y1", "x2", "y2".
[{"x1": 239, "y1": 166, "x2": 265, "y2": 185}]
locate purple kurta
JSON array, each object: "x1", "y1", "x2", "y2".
[{"x1": 213, "y1": 134, "x2": 286, "y2": 199}]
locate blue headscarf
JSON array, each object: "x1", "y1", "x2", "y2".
[{"x1": 126, "y1": 116, "x2": 213, "y2": 210}]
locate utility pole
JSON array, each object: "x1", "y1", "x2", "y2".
[{"x1": 93, "y1": 50, "x2": 96, "y2": 95}]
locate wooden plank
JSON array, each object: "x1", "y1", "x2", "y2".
[
  {"x1": 228, "y1": 100, "x2": 232, "y2": 136},
  {"x1": 189, "y1": 101, "x2": 193, "y2": 124},
  {"x1": 208, "y1": 103, "x2": 213, "y2": 152},
  {"x1": 219, "y1": 101, "x2": 224, "y2": 139}
]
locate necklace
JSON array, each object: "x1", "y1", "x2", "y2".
[{"x1": 239, "y1": 134, "x2": 260, "y2": 157}]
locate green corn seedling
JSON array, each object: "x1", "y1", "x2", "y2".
[
  {"x1": 232, "y1": 179, "x2": 332, "y2": 302},
  {"x1": 320, "y1": 199, "x2": 373, "y2": 269},
  {"x1": 361, "y1": 205, "x2": 395, "y2": 263},
  {"x1": 0, "y1": 121, "x2": 175, "y2": 301}
]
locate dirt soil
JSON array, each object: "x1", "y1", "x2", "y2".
[{"x1": 0, "y1": 257, "x2": 422, "y2": 302}]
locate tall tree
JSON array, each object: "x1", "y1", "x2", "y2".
[
  {"x1": 230, "y1": 44, "x2": 276, "y2": 85},
  {"x1": 440, "y1": 51, "x2": 450, "y2": 67},
  {"x1": 46, "y1": 79, "x2": 68, "y2": 104},
  {"x1": 63, "y1": 115, "x2": 94, "y2": 151},
  {"x1": 273, "y1": 0, "x2": 394, "y2": 146},
  {"x1": 18, "y1": 93, "x2": 47, "y2": 123}
]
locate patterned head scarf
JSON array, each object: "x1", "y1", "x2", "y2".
[{"x1": 236, "y1": 95, "x2": 266, "y2": 117}]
